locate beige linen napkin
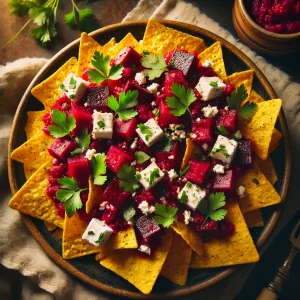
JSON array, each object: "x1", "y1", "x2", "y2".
[{"x1": 1, "y1": 1, "x2": 300, "y2": 299}]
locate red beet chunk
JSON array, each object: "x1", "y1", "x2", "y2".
[
  {"x1": 218, "y1": 219, "x2": 235, "y2": 239},
  {"x1": 157, "y1": 98, "x2": 180, "y2": 128},
  {"x1": 106, "y1": 145, "x2": 134, "y2": 173},
  {"x1": 191, "y1": 118, "x2": 214, "y2": 143},
  {"x1": 164, "y1": 70, "x2": 187, "y2": 95},
  {"x1": 48, "y1": 138, "x2": 77, "y2": 161},
  {"x1": 70, "y1": 104, "x2": 92, "y2": 133},
  {"x1": 185, "y1": 160, "x2": 212, "y2": 185},
  {"x1": 156, "y1": 142, "x2": 180, "y2": 171},
  {"x1": 169, "y1": 50, "x2": 198, "y2": 76},
  {"x1": 124, "y1": 81, "x2": 152, "y2": 103},
  {"x1": 199, "y1": 220, "x2": 219, "y2": 236},
  {"x1": 85, "y1": 85, "x2": 109, "y2": 108},
  {"x1": 135, "y1": 215, "x2": 161, "y2": 240},
  {"x1": 114, "y1": 46, "x2": 142, "y2": 68},
  {"x1": 68, "y1": 155, "x2": 91, "y2": 186},
  {"x1": 114, "y1": 117, "x2": 138, "y2": 140},
  {"x1": 213, "y1": 170, "x2": 234, "y2": 192},
  {"x1": 235, "y1": 140, "x2": 254, "y2": 166},
  {"x1": 51, "y1": 94, "x2": 72, "y2": 112},
  {"x1": 137, "y1": 103, "x2": 154, "y2": 123},
  {"x1": 215, "y1": 109, "x2": 237, "y2": 133}
]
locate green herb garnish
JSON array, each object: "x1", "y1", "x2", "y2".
[
  {"x1": 71, "y1": 129, "x2": 91, "y2": 156},
  {"x1": 211, "y1": 144, "x2": 229, "y2": 157},
  {"x1": 141, "y1": 53, "x2": 168, "y2": 80},
  {"x1": 137, "y1": 124, "x2": 153, "y2": 141},
  {"x1": 135, "y1": 151, "x2": 150, "y2": 164},
  {"x1": 153, "y1": 107, "x2": 160, "y2": 118},
  {"x1": 69, "y1": 76, "x2": 77, "y2": 89},
  {"x1": 156, "y1": 136, "x2": 171, "y2": 152},
  {"x1": 90, "y1": 153, "x2": 107, "y2": 185},
  {"x1": 88, "y1": 231, "x2": 95, "y2": 235},
  {"x1": 149, "y1": 168, "x2": 160, "y2": 185},
  {"x1": 217, "y1": 126, "x2": 229, "y2": 135},
  {"x1": 180, "y1": 163, "x2": 190, "y2": 177},
  {"x1": 209, "y1": 81, "x2": 218, "y2": 87},
  {"x1": 252, "y1": 178, "x2": 260, "y2": 185},
  {"x1": 123, "y1": 206, "x2": 136, "y2": 222},
  {"x1": 117, "y1": 164, "x2": 141, "y2": 193},
  {"x1": 153, "y1": 203, "x2": 178, "y2": 228},
  {"x1": 97, "y1": 120, "x2": 105, "y2": 129},
  {"x1": 180, "y1": 191, "x2": 188, "y2": 203},
  {"x1": 95, "y1": 232, "x2": 104, "y2": 244}
]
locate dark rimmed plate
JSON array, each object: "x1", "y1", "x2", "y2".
[{"x1": 8, "y1": 20, "x2": 292, "y2": 298}]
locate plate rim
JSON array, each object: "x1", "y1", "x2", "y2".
[{"x1": 7, "y1": 19, "x2": 292, "y2": 298}]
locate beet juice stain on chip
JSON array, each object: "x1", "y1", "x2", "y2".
[{"x1": 9, "y1": 20, "x2": 284, "y2": 294}]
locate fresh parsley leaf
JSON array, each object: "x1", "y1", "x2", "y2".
[
  {"x1": 252, "y1": 178, "x2": 259, "y2": 185},
  {"x1": 9, "y1": 0, "x2": 33, "y2": 17},
  {"x1": 137, "y1": 124, "x2": 152, "y2": 141},
  {"x1": 180, "y1": 163, "x2": 190, "y2": 176},
  {"x1": 117, "y1": 164, "x2": 141, "y2": 193},
  {"x1": 180, "y1": 191, "x2": 188, "y2": 203},
  {"x1": 211, "y1": 144, "x2": 229, "y2": 157},
  {"x1": 209, "y1": 81, "x2": 218, "y2": 87},
  {"x1": 156, "y1": 135, "x2": 171, "y2": 152},
  {"x1": 149, "y1": 168, "x2": 160, "y2": 185},
  {"x1": 48, "y1": 109, "x2": 76, "y2": 139},
  {"x1": 95, "y1": 232, "x2": 104, "y2": 244},
  {"x1": 90, "y1": 153, "x2": 107, "y2": 185},
  {"x1": 56, "y1": 176, "x2": 86, "y2": 218},
  {"x1": 71, "y1": 129, "x2": 91, "y2": 156},
  {"x1": 239, "y1": 101, "x2": 258, "y2": 120},
  {"x1": 153, "y1": 203, "x2": 178, "y2": 228},
  {"x1": 135, "y1": 151, "x2": 150, "y2": 164},
  {"x1": 141, "y1": 53, "x2": 167, "y2": 80},
  {"x1": 108, "y1": 90, "x2": 138, "y2": 121},
  {"x1": 88, "y1": 231, "x2": 95, "y2": 235},
  {"x1": 123, "y1": 206, "x2": 136, "y2": 222},
  {"x1": 153, "y1": 107, "x2": 160, "y2": 118},
  {"x1": 97, "y1": 120, "x2": 105, "y2": 129},
  {"x1": 60, "y1": 83, "x2": 66, "y2": 90},
  {"x1": 166, "y1": 83, "x2": 196, "y2": 117},
  {"x1": 69, "y1": 76, "x2": 77, "y2": 89},
  {"x1": 217, "y1": 126, "x2": 229, "y2": 135}
]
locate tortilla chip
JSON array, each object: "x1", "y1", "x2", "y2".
[
  {"x1": 44, "y1": 221, "x2": 57, "y2": 232},
  {"x1": 108, "y1": 33, "x2": 142, "y2": 58},
  {"x1": 269, "y1": 129, "x2": 282, "y2": 154},
  {"x1": 255, "y1": 156, "x2": 277, "y2": 185},
  {"x1": 53, "y1": 228, "x2": 63, "y2": 240},
  {"x1": 86, "y1": 176, "x2": 104, "y2": 213},
  {"x1": 25, "y1": 110, "x2": 47, "y2": 140},
  {"x1": 237, "y1": 163, "x2": 281, "y2": 213},
  {"x1": 190, "y1": 200, "x2": 259, "y2": 268},
  {"x1": 171, "y1": 221, "x2": 204, "y2": 256},
  {"x1": 95, "y1": 251, "x2": 111, "y2": 261},
  {"x1": 11, "y1": 132, "x2": 54, "y2": 179},
  {"x1": 247, "y1": 90, "x2": 264, "y2": 103},
  {"x1": 244, "y1": 210, "x2": 264, "y2": 228},
  {"x1": 8, "y1": 161, "x2": 64, "y2": 228},
  {"x1": 198, "y1": 41, "x2": 227, "y2": 79},
  {"x1": 143, "y1": 20, "x2": 206, "y2": 55},
  {"x1": 160, "y1": 230, "x2": 192, "y2": 286},
  {"x1": 100, "y1": 229, "x2": 173, "y2": 295},
  {"x1": 31, "y1": 57, "x2": 77, "y2": 109},
  {"x1": 225, "y1": 70, "x2": 254, "y2": 95},
  {"x1": 240, "y1": 99, "x2": 282, "y2": 160},
  {"x1": 63, "y1": 213, "x2": 137, "y2": 259}
]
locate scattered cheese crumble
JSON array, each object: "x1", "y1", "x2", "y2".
[
  {"x1": 138, "y1": 201, "x2": 156, "y2": 215},
  {"x1": 213, "y1": 164, "x2": 225, "y2": 174},
  {"x1": 184, "y1": 210, "x2": 194, "y2": 225},
  {"x1": 236, "y1": 186, "x2": 246, "y2": 198},
  {"x1": 138, "y1": 245, "x2": 151, "y2": 255},
  {"x1": 202, "y1": 105, "x2": 219, "y2": 118},
  {"x1": 85, "y1": 149, "x2": 96, "y2": 160}
]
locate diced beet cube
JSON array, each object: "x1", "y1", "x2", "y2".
[
  {"x1": 164, "y1": 70, "x2": 187, "y2": 95},
  {"x1": 137, "y1": 103, "x2": 154, "y2": 123},
  {"x1": 235, "y1": 140, "x2": 254, "y2": 166},
  {"x1": 215, "y1": 109, "x2": 237, "y2": 133},
  {"x1": 114, "y1": 46, "x2": 142, "y2": 68},
  {"x1": 114, "y1": 117, "x2": 138, "y2": 140},
  {"x1": 169, "y1": 50, "x2": 198, "y2": 76},
  {"x1": 213, "y1": 170, "x2": 234, "y2": 192},
  {"x1": 70, "y1": 104, "x2": 92, "y2": 133},
  {"x1": 124, "y1": 81, "x2": 152, "y2": 103},
  {"x1": 199, "y1": 220, "x2": 219, "y2": 236},
  {"x1": 185, "y1": 160, "x2": 212, "y2": 185},
  {"x1": 102, "y1": 177, "x2": 130, "y2": 209},
  {"x1": 191, "y1": 118, "x2": 214, "y2": 143},
  {"x1": 85, "y1": 85, "x2": 109, "y2": 108},
  {"x1": 68, "y1": 155, "x2": 91, "y2": 186},
  {"x1": 156, "y1": 142, "x2": 180, "y2": 171},
  {"x1": 157, "y1": 98, "x2": 180, "y2": 128},
  {"x1": 48, "y1": 138, "x2": 77, "y2": 161},
  {"x1": 51, "y1": 94, "x2": 72, "y2": 112},
  {"x1": 135, "y1": 215, "x2": 161, "y2": 240},
  {"x1": 106, "y1": 145, "x2": 134, "y2": 173}
]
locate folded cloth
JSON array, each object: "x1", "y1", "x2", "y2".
[{"x1": 1, "y1": 1, "x2": 300, "y2": 299}]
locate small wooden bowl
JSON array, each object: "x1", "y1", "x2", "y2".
[{"x1": 233, "y1": 0, "x2": 300, "y2": 55}]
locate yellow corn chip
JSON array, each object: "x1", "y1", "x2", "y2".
[
  {"x1": 255, "y1": 156, "x2": 277, "y2": 185},
  {"x1": 247, "y1": 90, "x2": 264, "y2": 103},
  {"x1": 190, "y1": 200, "x2": 259, "y2": 268},
  {"x1": 53, "y1": 228, "x2": 63, "y2": 240},
  {"x1": 198, "y1": 41, "x2": 227, "y2": 79},
  {"x1": 237, "y1": 163, "x2": 281, "y2": 213},
  {"x1": 101, "y1": 38, "x2": 117, "y2": 56},
  {"x1": 44, "y1": 221, "x2": 57, "y2": 232},
  {"x1": 8, "y1": 161, "x2": 64, "y2": 228},
  {"x1": 240, "y1": 99, "x2": 282, "y2": 160},
  {"x1": 269, "y1": 129, "x2": 282, "y2": 153},
  {"x1": 95, "y1": 251, "x2": 111, "y2": 261},
  {"x1": 161, "y1": 230, "x2": 192, "y2": 286},
  {"x1": 225, "y1": 70, "x2": 254, "y2": 95},
  {"x1": 171, "y1": 221, "x2": 204, "y2": 256},
  {"x1": 108, "y1": 33, "x2": 142, "y2": 58},
  {"x1": 100, "y1": 229, "x2": 173, "y2": 295},
  {"x1": 63, "y1": 213, "x2": 137, "y2": 259},
  {"x1": 11, "y1": 132, "x2": 54, "y2": 179},
  {"x1": 31, "y1": 57, "x2": 77, "y2": 109},
  {"x1": 86, "y1": 176, "x2": 104, "y2": 214},
  {"x1": 25, "y1": 110, "x2": 47, "y2": 140},
  {"x1": 244, "y1": 210, "x2": 264, "y2": 228},
  {"x1": 143, "y1": 20, "x2": 206, "y2": 55}
]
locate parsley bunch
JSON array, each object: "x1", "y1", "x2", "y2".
[
  {"x1": 141, "y1": 53, "x2": 168, "y2": 80},
  {"x1": 154, "y1": 203, "x2": 178, "y2": 228},
  {"x1": 90, "y1": 153, "x2": 107, "y2": 185},
  {"x1": 117, "y1": 164, "x2": 141, "y2": 193}
]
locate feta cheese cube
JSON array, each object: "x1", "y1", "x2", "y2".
[
  {"x1": 82, "y1": 218, "x2": 113, "y2": 247},
  {"x1": 138, "y1": 245, "x2": 151, "y2": 255},
  {"x1": 184, "y1": 210, "x2": 194, "y2": 225},
  {"x1": 236, "y1": 186, "x2": 246, "y2": 198},
  {"x1": 136, "y1": 118, "x2": 164, "y2": 147},
  {"x1": 138, "y1": 162, "x2": 164, "y2": 190},
  {"x1": 210, "y1": 135, "x2": 238, "y2": 164},
  {"x1": 195, "y1": 76, "x2": 226, "y2": 101},
  {"x1": 138, "y1": 200, "x2": 156, "y2": 215},
  {"x1": 177, "y1": 182, "x2": 206, "y2": 211},
  {"x1": 59, "y1": 73, "x2": 89, "y2": 102},
  {"x1": 85, "y1": 148, "x2": 96, "y2": 160},
  {"x1": 135, "y1": 72, "x2": 146, "y2": 85},
  {"x1": 92, "y1": 111, "x2": 113, "y2": 139},
  {"x1": 147, "y1": 83, "x2": 159, "y2": 94},
  {"x1": 202, "y1": 105, "x2": 219, "y2": 118},
  {"x1": 202, "y1": 59, "x2": 214, "y2": 68},
  {"x1": 213, "y1": 164, "x2": 225, "y2": 174}
]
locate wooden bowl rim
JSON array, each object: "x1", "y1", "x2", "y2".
[
  {"x1": 8, "y1": 19, "x2": 292, "y2": 298},
  {"x1": 238, "y1": 0, "x2": 300, "y2": 39}
]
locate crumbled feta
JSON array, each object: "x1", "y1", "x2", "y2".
[
  {"x1": 168, "y1": 169, "x2": 178, "y2": 180},
  {"x1": 224, "y1": 106, "x2": 229, "y2": 110},
  {"x1": 178, "y1": 182, "x2": 206, "y2": 211},
  {"x1": 127, "y1": 220, "x2": 135, "y2": 226},
  {"x1": 136, "y1": 118, "x2": 164, "y2": 147},
  {"x1": 184, "y1": 210, "x2": 194, "y2": 225},
  {"x1": 138, "y1": 162, "x2": 164, "y2": 190},
  {"x1": 190, "y1": 133, "x2": 197, "y2": 139},
  {"x1": 138, "y1": 245, "x2": 151, "y2": 255},
  {"x1": 210, "y1": 135, "x2": 238, "y2": 164},
  {"x1": 151, "y1": 101, "x2": 156, "y2": 107},
  {"x1": 138, "y1": 200, "x2": 156, "y2": 215},
  {"x1": 59, "y1": 73, "x2": 89, "y2": 102},
  {"x1": 130, "y1": 137, "x2": 138, "y2": 149},
  {"x1": 85, "y1": 149, "x2": 96, "y2": 160},
  {"x1": 171, "y1": 129, "x2": 186, "y2": 140},
  {"x1": 139, "y1": 39, "x2": 143, "y2": 44},
  {"x1": 195, "y1": 76, "x2": 226, "y2": 101},
  {"x1": 202, "y1": 143, "x2": 208, "y2": 150},
  {"x1": 213, "y1": 164, "x2": 225, "y2": 174},
  {"x1": 131, "y1": 160, "x2": 137, "y2": 166},
  {"x1": 82, "y1": 218, "x2": 113, "y2": 247},
  {"x1": 168, "y1": 155, "x2": 174, "y2": 160},
  {"x1": 92, "y1": 111, "x2": 113, "y2": 139},
  {"x1": 202, "y1": 105, "x2": 219, "y2": 118},
  {"x1": 236, "y1": 186, "x2": 246, "y2": 198},
  {"x1": 135, "y1": 72, "x2": 146, "y2": 85},
  {"x1": 150, "y1": 157, "x2": 156, "y2": 163},
  {"x1": 202, "y1": 59, "x2": 214, "y2": 68},
  {"x1": 196, "y1": 117, "x2": 201, "y2": 121},
  {"x1": 147, "y1": 83, "x2": 159, "y2": 94},
  {"x1": 99, "y1": 201, "x2": 108, "y2": 210},
  {"x1": 169, "y1": 124, "x2": 176, "y2": 130},
  {"x1": 234, "y1": 130, "x2": 242, "y2": 140}
]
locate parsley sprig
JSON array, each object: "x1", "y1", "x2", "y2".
[
  {"x1": 153, "y1": 203, "x2": 178, "y2": 228},
  {"x1": 137, "y1": 124, "x2": 152, "y2": 141},
  {"x1": 141, "y1": 53, "x2": 168, "y2": 80},
  {"x1": 90, "y1": 153, "x2": 107, "y2": 185},
  {"x1": 123, "y1": 206, "x2": 136, "y2": 222},
  {"x1": 117, "y1": 164, "x2": 141, "y2": 193},
  {"x1": 71, "y1": 129, "x2": 91, "y2": 156},
  {"x1": 135, "y1": 151, "x2": 150, "y2": 164}
]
